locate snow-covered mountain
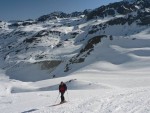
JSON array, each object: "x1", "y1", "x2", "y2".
[
  {"x1": 0, "y1": 0, "x2": 150, "y2": 112},
  {"x1": 0, "y1": 0, "x2": 149, "y2": 82}
]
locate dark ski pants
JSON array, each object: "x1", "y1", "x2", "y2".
[{"x1": 60, "y1": 92, "x2": 65, "y2": 102}]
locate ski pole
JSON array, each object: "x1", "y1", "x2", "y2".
[
  {"x1": 67, "y1": 90, "x2": 69, "y2": 101},
  {"x1": 55, "y1": 92, "x2": 60, "y2": 104}
]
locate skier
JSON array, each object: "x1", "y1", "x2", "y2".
[{"x1": 59, "y1": 81, "x2": 67, "y2": 103}]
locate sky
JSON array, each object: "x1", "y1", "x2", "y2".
[{"x1": 0, "y1": 0, "x2": 121, "y2": 21}]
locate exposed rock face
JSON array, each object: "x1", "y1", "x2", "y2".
[
  {"x1": 80, "y1": 35, "x2": 106, "y2": 53},
  {"x1": 35, "y1": 60, "x2": 62, "y2": 70}
]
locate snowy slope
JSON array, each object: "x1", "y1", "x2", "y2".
[
  {"x1": 1, "y1": 70, "x2": 150, "y2": 113},
  {"x1": 0, "y1": 0, "x2": 150, "y2": 112}
]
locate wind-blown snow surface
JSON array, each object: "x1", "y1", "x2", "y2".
[{"x1": 1, "y1": 68, "x2": 150, "y2": 113}]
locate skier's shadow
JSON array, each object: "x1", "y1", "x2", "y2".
[
  {"x1": 21, "y1": 109, "x2": 39, "y2": 113},
  {"x1": 49, "y1": 101, "x2": 67, "y2": 107},
  {"x1": 49, "y1": 103, "x2": 62, "y2": 107}
]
